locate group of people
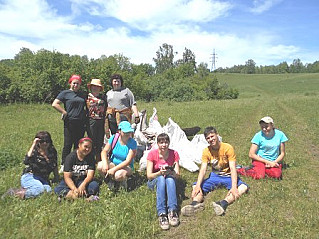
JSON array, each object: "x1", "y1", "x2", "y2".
[{"x1": 2, "y1": 73, "x2": 289, "y2": 231}]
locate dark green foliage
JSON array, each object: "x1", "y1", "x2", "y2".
[{"x1": 0, "y1": 46, "x2": 239, "y2": 103}]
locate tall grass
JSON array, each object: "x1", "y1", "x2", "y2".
[{"x1": 0, "y1": 73, "x2": 319, "y2": 238}]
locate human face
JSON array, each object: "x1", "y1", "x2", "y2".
[
  {"x1": 70, "y1": 79, "x2": 81, "y2": 92},
  {"x1": 78, "y1": 141, "x2": 92, "y2": 156},
  {"x1": 158, "y1": 140, "x2": 169, "y2": 152},
  {"x1": 205, "y1": 132, "x2": 219, "y2": 149},
  {"x1": 112, "y1": 79, "x2": 121, "y2": 89},
  {"x1": 260, "y1": 122, "x2": 274, "y2": 137},
  {"x1": 90, "y1": 85, "x2": 102, "y2": 95},
  {"x1": 120, "y1": 131, "x2": 132, "y2": 140}
]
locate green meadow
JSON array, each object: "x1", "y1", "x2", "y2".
[{"x1": 0, "y1": 73, "x2": 318, "y2": 238}]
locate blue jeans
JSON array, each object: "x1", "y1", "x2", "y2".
[
  {"x1": 147, "y1": 175, "x2": 177, "y2": 216},
  {"x1": 54, "y1": 178, "x2": 100, "y2": 197},
  {"x1": 21, "y1": 173, "x2": 51, "y2": 199}
]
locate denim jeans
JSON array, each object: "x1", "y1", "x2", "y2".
[
  {"x1": 54, "y1": 179, "x2": 100, "y2": 197},
  {"x1": 21, "y1": 173, "x2": 51, "y2": 199},
  {"x1": 147, "y1": 175, "x2": 177, "y2": 216}
]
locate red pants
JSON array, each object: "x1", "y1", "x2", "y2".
[{"x1": 237, "y1": 160, "x2": 282, "y2": 179}]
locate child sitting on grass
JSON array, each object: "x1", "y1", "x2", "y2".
[{"x1": 146, "y1": 133, "x2": 180, "y2": 230}]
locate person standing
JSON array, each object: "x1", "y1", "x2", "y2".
[
  {"x1": 52, "y1": 74, "x2": 88, "y2": 166},
  {"x1": 105, "y1": 74, "x2": 140, "y2": 138},
  {"x1": 86, "y1": 78, "x2": 107, "y2": 162}
]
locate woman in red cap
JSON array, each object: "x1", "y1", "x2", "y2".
[{"x1": 52, "y1": 74, "x2": 88, "y2": 167}]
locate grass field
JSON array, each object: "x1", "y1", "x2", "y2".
[{"x1": 0, "y1": 73, "x2": 319, "y2": 238}]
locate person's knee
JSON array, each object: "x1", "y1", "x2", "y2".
[
  {"x1": 87, "y1": 181, "x2": 100, "y2": 195},
  {"x1": 114, "y1": 170, "x2": 127, "y2": 181}
]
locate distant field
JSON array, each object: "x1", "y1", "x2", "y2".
[{"x1": 0, "y1": 73, "x2": 318, "y2": 238}]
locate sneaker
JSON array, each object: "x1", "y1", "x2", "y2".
[
  {"x1": 181, "y1": 201, "x2": 204, "y2": 216},
  {"x1": 104, "y1": 173, "x2": 111, "y2": 184},
  {"x1": 212, "y1": 201, "x2": 226, "y2": 216},
  {"x1": 86, "y1": 195, "x2": 100, "y2": 202},
  {"x1": 168, "y1": 210, "x2": 179, "y2": 227},
  {"x1": 1, "y1": 188, "x2": 17, "y2": 199},
  {"x1": 158, "y1": 214, "x2": 170, "y2": 230}
]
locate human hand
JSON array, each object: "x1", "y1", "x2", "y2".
[
  {"x1": 61, "y1": 113, "x2": 68, "y2": 121},
  {"x1": 134, "y1": 116, "x2": 140, "y2": 124},
  {"x1": 228, "y1": 187, "x2": 240, "y2": 200},
  {"x1": 101, "y1": 161, "x2": 109, "y2": 174},
  {"x1": 191, "y1": 184, "x2": 202, "y2": 198},
  {"x1": 77, "y1": 184, "x2": 87, "y2": 197},
  {"x1": 107, "y1": 167, "x2": 115, "y2": 176},
  {"x1": 268, "y1": 161, "x2": 279, "y2": 168}
]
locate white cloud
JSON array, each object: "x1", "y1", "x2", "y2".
[
  {"x1": 0, "y1": 0, "x2": 315, "y2": 68},
  {"x1": 250, "y1": 0, "x2": 283, "y2": 14}
]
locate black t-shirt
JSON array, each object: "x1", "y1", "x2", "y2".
[
  {"x1": 56, "y1": 90, "x2": 87, "y2": 121},
  {"x1": 23, "y1": 148, "x2": 58, "y2": 182},
  {"x1": 64, "y1": 151, "x2": 95, "y2": 181}
]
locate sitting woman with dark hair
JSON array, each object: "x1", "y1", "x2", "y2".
[
  {"x1": 146, "y1": 133, "x2": 180, "y2": 230},
  {"x1": 54, "y1": 137, "x2": 99, "y2": 201},
  {"x1": 2, "y1": 131, "x2": 59, "y2": 199}
]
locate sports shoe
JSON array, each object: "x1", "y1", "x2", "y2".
[
  {"x1": 212, "y1": 201, "x2": 226, "y2": 216},
  {"x1": 158, "y1": 214, "x2": 170, "y2": 230},
  {"x1": 181, "y1": 201, "x2": 204, "y2": 216},
  {"x1": 168, "y1": 210, "x2": 179, "y2": 227},
  {"x1": 86, "y1": 195, "x2": 100, "y2": 202}
]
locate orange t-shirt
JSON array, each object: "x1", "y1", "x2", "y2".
[{"x1": 201, "y1": 142, "x2": 236, "y2": 176}]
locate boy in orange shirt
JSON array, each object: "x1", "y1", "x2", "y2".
[{"x1": 181, "y1": 127, "x2": 248, "y2": 216}]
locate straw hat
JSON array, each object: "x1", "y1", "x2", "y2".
[{"x1": 87, "y1": 79, "x2": 104, "y2": 90}]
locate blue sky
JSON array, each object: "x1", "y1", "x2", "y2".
[{"x1": 0, "y1": 0, "x2": 318, "y2": 68}]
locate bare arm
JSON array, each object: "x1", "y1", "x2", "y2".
[
  {"x1": 146, "y1": 160, "x2": 162, "y2": 180},
  {"x1": 78, "y1": 170, "x2": 95, "y2": 196},
  {"x1": 26, "y1": 138, "x2": 40, "y2": 157},
  {"x1": 52, "y1": 99, "x2": 67, "y2": 117},
  {"x1": 274, "y1": 143, "x2": 286, "y2": 164},
  {"x1": 64, "y1": 172, "x2": 77, "y2": 192},
  {"x1": 228, "y1": 160, "x2": 239, "y2": 199},
  {"x1": 249, "y1": 144, "x2": 279, "y2": 167},
  {"x1": 100, "y1": 143, "x2": 111, "y2": 173}
]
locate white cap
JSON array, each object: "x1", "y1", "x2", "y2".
[{"x1": 259, "y1": 116, "x2": 274, "y2": 124}]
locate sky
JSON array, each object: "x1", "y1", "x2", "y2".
[{"x1": 0, "y1": 0, "x2": 318, "y2": 69}]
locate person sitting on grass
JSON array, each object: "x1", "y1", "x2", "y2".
[
  {"x1": 97, "y1": 121, "x2": 137, "y2": 190},
  {"x1": 2, "y1": 131, "x2": 59, "y2": 199},
  {"x1": 181, "y1": 126, "x2": 248, "y2": 217},
  {"x1": 54, "y1": 137, "x2": 100, "y2": 201},
  {"x1": 237, "y1": 116, "x2": 288, "y2": 180},
  {"x1": 146, "y1": 133, "x2": 180, "y2": 230}
]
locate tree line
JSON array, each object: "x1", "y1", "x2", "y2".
[
  {"x1": 215, "y1": 58, "x2": 319, "y2": 74},
  {"x1": 0, "y1": 44, "x2": 238, "y2": 104}
]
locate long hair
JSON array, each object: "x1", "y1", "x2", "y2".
[{"x1": 34, "y1": 131, "x2": 57, "y2": 157}]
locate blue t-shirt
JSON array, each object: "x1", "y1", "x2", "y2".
[
  {"x1": 251, "y1": 129, "x2": 288, "y2": 161},
  {"x1": 108, "y1": 135, "x2": 137, "y2": 168}
]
